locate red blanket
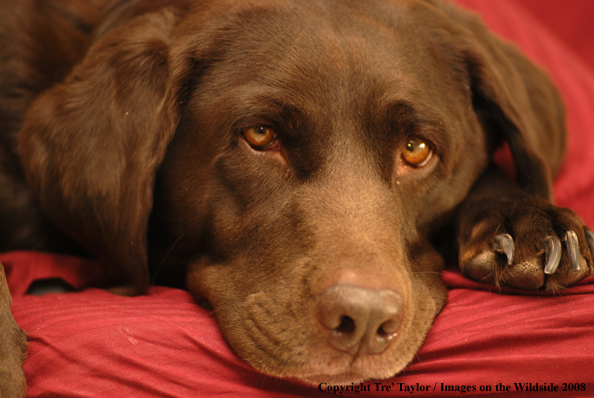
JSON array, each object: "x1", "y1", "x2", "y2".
[{"x1": 5, "y1": 1, "x2": 594, "y2": 396}]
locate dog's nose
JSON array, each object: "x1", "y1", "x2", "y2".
[{"x1": 316, "y1": 284, "x2": 403, "y2": 355}]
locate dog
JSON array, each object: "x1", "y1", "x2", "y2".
[{"x1": 1, "y1": 0, "x2": 593, "y2": 396}]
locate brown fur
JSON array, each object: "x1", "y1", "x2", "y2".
[{"x1": 0, "y1": 0, "x2": 591, "y2": 395}]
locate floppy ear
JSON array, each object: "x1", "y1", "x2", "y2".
[
  {"x1": 429, "y1": 0, "x2": 566, "y2": 201},
  {"x1": 18, "y1": 9, "x2": 183, "y2": 294}
]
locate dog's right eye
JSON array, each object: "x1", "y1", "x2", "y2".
[
  {"x1": 401, "y1": 136, "x2": 433, "y2": 167},
  {"x1": 242, "y1": 126, "x2": 277, "y2": 150}
]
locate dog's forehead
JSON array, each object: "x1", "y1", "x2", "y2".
[
  {"x1": 232, "y1": 2, "x2": 421, "y2": 86},
  {"x1": 191, "y1": 0, "x2": 466, "y2": 121}
]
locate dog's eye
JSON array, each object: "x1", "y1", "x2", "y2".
[
  {"x1": 243, "y1": 126, "x2": 277, "y2": 149},
  {"x1": 402, "y1": 136, "x2": 432, "y2": 167}
]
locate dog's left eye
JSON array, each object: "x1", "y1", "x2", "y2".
[
  {"x1": 402, "y1": 136, "x2": 433, "y2": 167},
  {"x1": 242, "y1": 126, "x2": 277, "y2": 149}
]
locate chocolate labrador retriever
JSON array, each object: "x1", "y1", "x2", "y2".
[{"x1": 1, "y1": 0, "x2": 593, "y2": 395}]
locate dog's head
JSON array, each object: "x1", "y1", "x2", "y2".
[{"x1": 19, "y1": 0, "x2": 563, "y2": 384}]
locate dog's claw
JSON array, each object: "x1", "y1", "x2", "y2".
[
  {"x1": 586, "y1": 230, "x2": 594, "y2": 256},
  {"x1": 492, "y1": 233, "x2": 514, "y2": 266},
  {"x1": 564, "y1": 231, "x2": 581, "y2": 271},
  {"x1": 544, "y1": 236, "x2": 562, "y2": 274}
]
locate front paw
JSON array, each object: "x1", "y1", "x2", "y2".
[{"x1": 456, "y1": 197, "x2": 593, "y2": 290}]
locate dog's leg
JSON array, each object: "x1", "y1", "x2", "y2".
[
  {"x1": 455, "y1": 166, "x2": 593, "y2": 291},
  {"x1": 0, "y1": 261, "x2": 27, "y2": 398}
]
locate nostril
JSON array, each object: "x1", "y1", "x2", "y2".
[
  {"x1": 335, "y1": 316, "x2": 356, "y2": 335},
  {"x1": 377, "y1": 318, "x2": 399, "y2": 337},
  {"x1": 377, "y1": 324, "x2": 389, "y2": 337}
]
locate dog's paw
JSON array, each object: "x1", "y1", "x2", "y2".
[{"x1": 456, "y1": 197, "x2": 593, "y2": 290}]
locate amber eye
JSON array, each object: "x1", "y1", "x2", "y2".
[
  {"x1": 243, "y1": 126, "x2": 277, "y2": 149},
  {"x1": 402, "y1": 136, "x2": 432, "y2": 167}
]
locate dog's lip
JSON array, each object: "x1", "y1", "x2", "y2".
[{"x1": 284, "y1": 356, "x2": 399, "y2": 386}]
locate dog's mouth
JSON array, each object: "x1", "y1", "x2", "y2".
[
  {"x1": 212, "y1": 285, "x2": 440, "y2": 386},
  {"x1": 239, "y1": 308, "x2": 430, "y2": 386},
  {"x1": 187, "y1": 235, "x2": 446, "y2": 385},
  {"x1": 243, "y1": 332, "x2": 411, "y2": 386}
]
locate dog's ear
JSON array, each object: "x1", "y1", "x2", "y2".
[
  {"x1": 429, "y1": 0, "x2": 566, "y2": 201},
  {"x1": 18, "y1": 9, "x2": 184, "y2": 293}
]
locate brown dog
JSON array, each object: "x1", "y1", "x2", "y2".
[{"x1": 1, "y1": 0, "x2": 592, "y2": 395}]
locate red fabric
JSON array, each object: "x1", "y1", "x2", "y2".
[
  {"x1": 5, "y1": 1, "x2": 594, "y2": 397},
  {"x1": 454, "y1": 0, "x2": 594, "y2": 219},
  {"x1": 517, "y1": 0, "x2": 594, "y2": 71}
]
